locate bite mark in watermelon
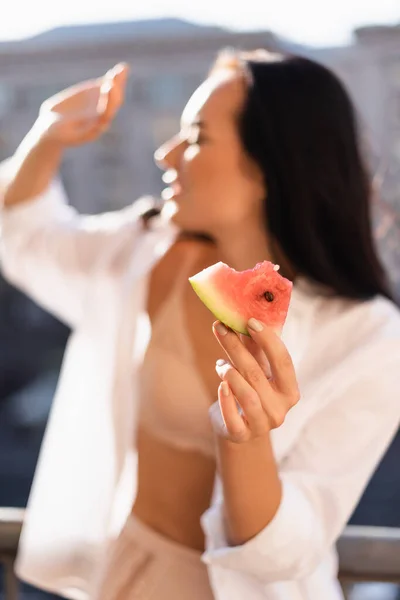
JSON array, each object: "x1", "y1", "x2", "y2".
[{"x1": 189, "y1": 261, "x2": 292, "y2": 336}]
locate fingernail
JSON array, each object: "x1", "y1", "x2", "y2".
[
  {"x1": 114, "y1": 62, "x2": 127, "y2": 74},
  {"x1": 110, "y1": 63, "x2": 125, "y2": 77},
  {"x1": 214, "y1": 322, "x2": 228, "y2": 336},
  {"x1": 220, "y1": 381, "x2": 230, "y2": 397},
  {"x1": 248, "y1": 317, "x2": 263, "y2": 332},
  {"x1": 216, "y1": 359, "x2": 226, "y2": 367}
]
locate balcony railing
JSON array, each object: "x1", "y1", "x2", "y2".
[
  {"x1": 1, "y1": 508, "x2": 400, "y2": 599},
  {"x1": 0, "y1": 508, "x2": 23, "y2": 600}
]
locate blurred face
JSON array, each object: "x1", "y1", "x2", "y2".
[{"x1": 155, "y1": 70, "x2": 265, "y2": 237}]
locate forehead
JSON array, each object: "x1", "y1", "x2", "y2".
[{"x1": 181, "y1": 69, "x2": 245, "y2": 128}]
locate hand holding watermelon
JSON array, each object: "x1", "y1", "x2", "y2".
[
  {"x1": 190, "y1": 259, "x2": 298, "y2": 442},
  {"x1": 210, "y1": 318, "x2": 300, "y2": 442}
]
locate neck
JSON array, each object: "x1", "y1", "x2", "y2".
[
  {"x1": 214, "y1": 223, "x2": 274, "y2": 272},
  {"x1": 212, "y1": 223, "x2": 296, "y2": 282}
]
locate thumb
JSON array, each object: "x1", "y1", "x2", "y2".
[
  {"x1": 97, "y1": 63, "x2": 129, "y2": 120},
  {"x1": 102, "y1": 62, "x2": 130, "y2": 96},
  {"x1": 113, "y1": 62, "x2": 130, "y2": 86}
]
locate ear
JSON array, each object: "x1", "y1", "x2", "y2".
[{"x1": 241, "y1": 152, "x2": 266, "y2": 200}]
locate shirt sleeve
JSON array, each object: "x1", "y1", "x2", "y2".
[
  {"x1": 0, "y1": 158, "x2": 153, "y2": 328},
  {"x1": 201, "y1": 338, "x2": 400, "y2": 583}
]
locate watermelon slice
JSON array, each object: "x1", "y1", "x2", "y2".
[{"x1": 189, "y1": 261, "x2": 292, "y2": 335}]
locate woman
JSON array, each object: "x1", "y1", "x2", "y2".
[{"x1": 1, "y1": 51, "x2": 399, "y2": 600}]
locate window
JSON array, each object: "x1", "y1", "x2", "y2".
[
  {"x1": 148, "y1": 74, "x2": 185, "y2": 111},
  {"x1": 151, "y1": 114, "x2": 179, "y2": 149},
  {"x1": 126, "y1": 78, "x2": 148, "y2": 106},
  {"x1": 0, "y1": 84, "x2": 13, "y2": 117}
]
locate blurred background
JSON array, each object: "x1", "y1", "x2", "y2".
[{"x1": 0, "y1": 1, "x2": 400, "y2": 599}]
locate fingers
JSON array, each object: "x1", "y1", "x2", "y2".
[
  {"x1": 217, "y1": 382, "x2": 250, "y2": 443},
  {"x1": 98, "y1": 63, "x2": 130, "y2": 124},
  {"x1": 213, "y1": 322, "x2": 272, "y2": 398},
  {"x1": 247, "y1": 319, "x2": 299, "y2": 398},
  {"x1": 239, "y1": 334, "x2": 272, "y2": 378},
  {"x1": 216, "y1": 361, "x2": 269, "y2": 436},
  {"x1": 212, "y1": 319, "x2": 300, "y2": 427}
]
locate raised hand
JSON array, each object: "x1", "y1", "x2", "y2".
[{"x1": 36, "y1": 63, "x2": 129, "y2": 147}]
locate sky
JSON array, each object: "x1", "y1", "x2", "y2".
[{"x1": 0, "y1": 0, "x2": 399, "y2": 47}]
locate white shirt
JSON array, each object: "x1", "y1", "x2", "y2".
[{"x1": 1, "y1": 160, "x2": 400, "y2": 600}]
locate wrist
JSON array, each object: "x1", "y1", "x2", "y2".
[
  {"x1": 33, "y1": 116, "x2": 66, "y2": 153},
  {"x1": 217, "y1": 432, "x2": 272, "y2": 453},
  {"x1": 3, "y1": 121, "x2": 64, "y2": 209},
  {"x1": 15, "y1": 118, "x2": 64, "y2": 163}
]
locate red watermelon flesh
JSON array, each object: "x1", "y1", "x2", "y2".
[{"x1": 189, "y1": 261, "x2": 292, "y2": 336}]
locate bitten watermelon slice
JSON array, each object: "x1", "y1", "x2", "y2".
[{"x1": 189, "y1": 261, "x2": 292, "y2": 335}]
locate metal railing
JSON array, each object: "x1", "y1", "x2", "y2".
[
  {"x1": 0, "y1": 508, "x2": 23, "y2": 600},
  {"x1": 1, "y1": 508, "x2": 400, "y2": 599}
]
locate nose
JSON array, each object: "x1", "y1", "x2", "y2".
[{"x1": 154, "y1": 135, "x2": 184, "y2": 170}]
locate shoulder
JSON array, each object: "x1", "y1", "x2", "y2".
[
  {"x1": 295, "y1": 294, "x2": 400, "y2": 424},
  {"x1": 302, "y1": 292, "x2": 400, "y2": 385},
  {"x1": 317, "y1": 294, "x2": 400, "y2": 347},
  {"x1": 95, "y1": 197, "x2": 171, "y2": 278},
  {"x1": 151, "y1": 234, "x2": 217, "y2": 283},
  {"x1": 81, "y1": 196, "x2": 160, "y2": 234}
]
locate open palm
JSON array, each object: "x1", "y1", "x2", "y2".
[{"x1": 38, "y1": 63, "x2": 129, "y2": 146}]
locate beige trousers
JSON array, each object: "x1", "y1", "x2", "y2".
[{"x1": 94, "y1": 514, "x2": 214, "y2": 599}]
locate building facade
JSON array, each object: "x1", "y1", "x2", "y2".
[
  {"x1": 0, "y1": 20, "x2": 399, "y2": 288},
  {"x1": 0, "y1": 22, "x2": 283, "y2": 212}
]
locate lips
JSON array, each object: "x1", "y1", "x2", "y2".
[
  {"x1": 161, "y1": 171, "x2": 183, "y2": 200},
  {"x1": 171, "y1": 181, "x2": 182, "y2": 195}
]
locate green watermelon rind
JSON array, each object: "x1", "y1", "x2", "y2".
[{"x1": 188, "y1": 276, "x2": 250, "y2": 336}]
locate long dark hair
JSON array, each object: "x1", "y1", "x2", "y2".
[{"x1": 212, "y1": 50, "x2": 393, "y2": 301}]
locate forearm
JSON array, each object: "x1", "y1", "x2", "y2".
[
  {"x1": 216, "y1": 432, "x2": 282, "y2": 546},
  {"x1": 3, "y1": 122, "x2": 64, "y2": 208}
]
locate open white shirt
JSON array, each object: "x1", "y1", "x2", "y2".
[{"x1": 1, "y1": 160, "x2": 400, "y2": 600}]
